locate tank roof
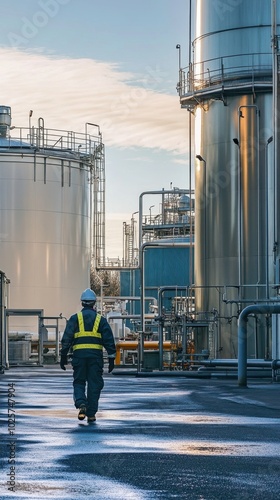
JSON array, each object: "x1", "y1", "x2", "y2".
[{"x1": 0, "y1": 137, "x2": 31, "y2": 148}]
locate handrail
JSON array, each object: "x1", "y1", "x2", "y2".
[
  {"x1": 177, "y1": 52, "x2": 273, "y2": 96},
  {"x1": 0, "y1": 126, "x2": 102, "y2": 156}
]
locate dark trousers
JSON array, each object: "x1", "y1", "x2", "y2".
[{"x1": 71, "y1": 356, "x2": 104, "y2": 416}]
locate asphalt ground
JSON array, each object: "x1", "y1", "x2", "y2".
[{"x1": 0, "y1": 366, "x2": 280, "y2": 500}]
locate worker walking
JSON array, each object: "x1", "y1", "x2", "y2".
[{"x1": 60, "y1": 288, "x2": 116, "y2": 423}]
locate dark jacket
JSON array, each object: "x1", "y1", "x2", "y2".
[{"x1": 60, "y1": 306, "x2": 116, "y2": 359}]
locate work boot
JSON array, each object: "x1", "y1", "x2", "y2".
[
  {"x1": 78, "y1": 405, "x2": 87, "y2": 421},
  {"x1": 87, "y1": 415, "x2": 96, "y2": 423}
]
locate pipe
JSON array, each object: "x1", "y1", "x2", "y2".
[
  {"x1": 188, "y1": 0, "x2": 193, "y2": 295},
  {"x1": 139, "y1": 241, "x2": 190, "y2": 372},
  {"x1": 235, "y1": 105, "x2": 260, "y2": 302},
  {"x1": 98, "y1": 189, "x2": 191, "y2": 272},
  {"x1": 238, "y1": 303, "x2": 280, "y2": 386},
  {"x1": 222, "y1": 284, "x2": 280, "y2": 304},
  {"x1": 0, "y1": 271, "x2": 5, "y2": 370},
  {"x1": 272, "y1": 0, "x2": 278, "y2": 267},
  {"x1": 192, "y1": 358, "x2": 273, "y2": 367},
  {"x1": 108, "y1": 314, "x2": 155, "y2": 320},
  {"x1": 101, "y1": 296, "x2": 157, "y2": 305},
  {"x1": 233, "y1": 134, "x2": 242, "y2": 302},
  {"x1": 157, "y1": 285, "x2": 191, "y2": 370},
  {"x1": 113, "y1": 369, "x2": 211, "y2": 378},
  {"x1": 199, "y1": 367, "x2": 272, "y2": 379},
  {"x1": 115, "y1": 340, "x2": 172, "y2": 365},
  {"x1": 138, "y1": 189, "x2": 189, "y2": 254},
  {"x1": 196, "y1": 155, "x2": 207, "y2": 284},
  {"x1": 265, "y1": 137, "x2": 274, "y2": 300},
  {"x1": 272, "y1": 358, "x2": 280, "y2": 381},
  {"x1": 108, "y1": 314, "x2": 157, "y2": 349},
  {"x1": 224, "y1": 297, "x2": 280, "y2": 304}
]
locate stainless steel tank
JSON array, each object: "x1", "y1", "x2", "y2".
[
  {"x1": 180, "y1": 0, "x2": 279, "y2": 358},
  {"x1": 0, "y1": 111, "x2": 103, "y2": 332}
]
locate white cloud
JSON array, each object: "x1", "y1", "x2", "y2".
[
  {"x1": 0, "y1": 47, "x2": 188, "y2": 154},
  {"x1": 173, "y1": 157, "x2": 189, "y2": 165}
]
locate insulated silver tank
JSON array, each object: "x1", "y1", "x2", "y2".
[
  {"x1": 0, "y1": 110, "x2": 103, "y2": 332},
  {"x1": 180, "y1": 1, "x2": 279, "y2": 358}
]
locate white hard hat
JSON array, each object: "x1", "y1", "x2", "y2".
[{"x1": 80, "y1": 288, "x2": 96, "y2": 302}]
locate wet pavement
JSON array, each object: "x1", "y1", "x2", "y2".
[{"x1": 1, "y1": 366, "x2": 280, "y2": 499}]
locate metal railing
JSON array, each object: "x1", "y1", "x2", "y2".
[
  {"x1": 177, "y1": 52, "x2": 273, "y2": 97},
  {"x1": 2, "y1": 126, "x2": 102, "y2": 156}
]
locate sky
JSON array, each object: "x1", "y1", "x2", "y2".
[{"x1": 0, "y1": 0, "x2": 190, "y2": 257}]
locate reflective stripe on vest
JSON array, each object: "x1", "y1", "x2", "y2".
[
  {"x1": 73, "y1": 343, "x2": 103, "y2": 350},
  {"x1": 72, "y1": 312, "x2": 103, "y2": 351}
]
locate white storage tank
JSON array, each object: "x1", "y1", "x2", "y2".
[{"x1": 0, "y1": 107, "x2": 103, "y2": 330}]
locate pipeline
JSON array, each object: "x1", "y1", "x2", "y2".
[
  {"x1": 115, "y1": 340, "x2": 173, "y2": 365},
  {"x1": 112, "y1": 366, "x2": 273, "y2": 379},
  {"x1": 198, "y1": 366, "x2": 272, "y2": 379},
  {"x1": 238, "y1": 303, "x2": 280, "y2": 386},
  {"x1": 112, "y1": 369, "x2": 211, "y2": 378},
  {"x1": 191, "y1": 358, "x2": 273, "y2": 368}
]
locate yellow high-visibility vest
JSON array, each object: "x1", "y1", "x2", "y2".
[{"x1": 72, "y1": 312, "x2": 103, "y2": 351}]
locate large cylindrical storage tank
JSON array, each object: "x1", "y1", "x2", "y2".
[
  {"x1": 0, "y1": 112, "x2": 100, "y2": 331},
  {"x1": 181, "y1": 1, "x2": 279, "y2": 358}
]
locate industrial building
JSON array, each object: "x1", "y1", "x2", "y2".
[
  {"x1": 0, "y1": 107, "x2": 104, "y2": 368},
  {"x1": 110, "y1": 0, "x2": 280, "y2": 379},
  {"x1": 118, "y1": 188, "x2": 195, "y2": 370},
  {"x1": 176, "y1": 0, "x2": 280, "y2": 382},
  {"x1": 1, "y1": 0, "x2": 280, "y2": 384}
]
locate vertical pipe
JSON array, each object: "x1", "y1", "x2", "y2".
[
  {"x1": 238, "y1": 303, "x2": 280, "y2": 386},
  {"x1": 196, "y1": 155, "x2": 206, "y2": 284},
  {"x1": 55, "y1": 320, "x2": 59, "y2": 363},
  {"x1": 29, "y1": 110, "x2": 33, "y2": 144},
  {"x1": 182, "y1": 315, "x2": 187, "y2": 360},
  {"x1": 89, "y1": 164, "x2": 93, "y2": 269},
  {"x1": 266, "y1": 137, "x2": 274, "y2": 300},
  {"x1": 188, "y1": 0, "x2": 192, "y2": 66},
  {"x1": 188, "y1": 0, "x2": 193, "y2": 288},
  {"x1": 138, "y1": 191, "x2": 189, "y2": 371},
  {"x1": 4, "y1": 312, "x2": 9, "y2": 369},
  {"x1": 61, "y1": 159, "x2": 64, "y2": 188},
  {"x1": 272, "y1": 0, "x2": 278, "y2": 263},
  {"x1": 43, "y1": 156, "x2": 47, "y2": 184},
  {"x1": 236, "y1": 105, "x2": 259, "y2": 300},
  {"x1": 240, "y1": 105, "x2": 260, "y2": 294},
  {"x1": 238, "y1": 309, "x2": 249, "y2": 386},
  {"x1": 158, "y1": 285, "x2": 190, "y2": 370},
  {"x1": 158, "y1": 288, "x2": 163, "y2": 370},
  {"x1": 38, "y1": 316, "x2": 43, "y2": 366},
  {"x1": 0, "y1": 272, "x2": 4, "y2": 370},
  {"x1": 237, "y1": 108, "x2": 243, "y2": 300},
  {"x1": 139, "y1": 248, "x2": 145, "y2": 371},
  {"x1": 138, "y1": 192, "x2": 144, "y2": 371},
  {"x1": 237, "y1": 120, "x2": 242, "y2": 301}
]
